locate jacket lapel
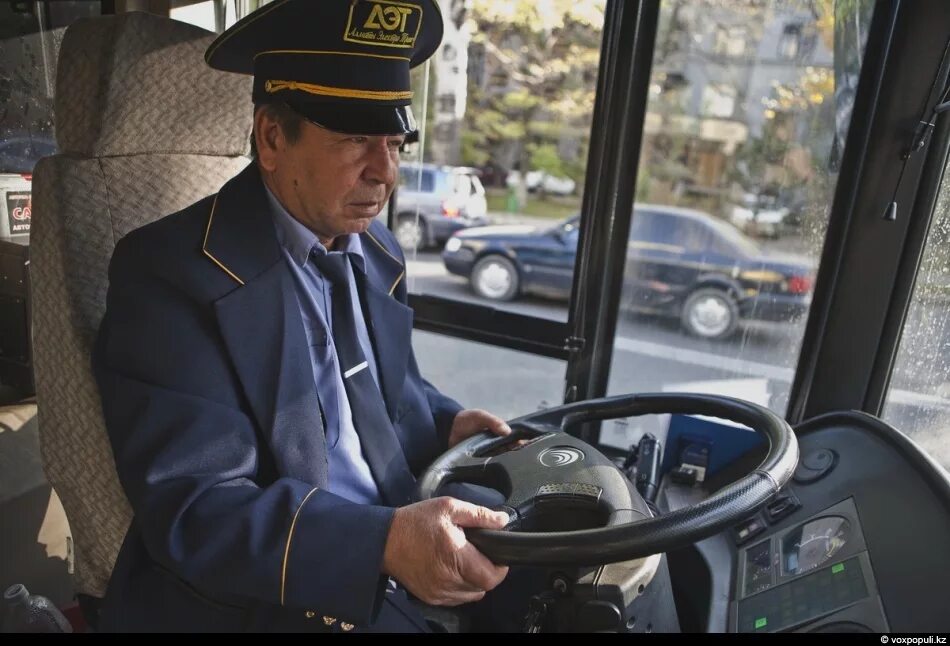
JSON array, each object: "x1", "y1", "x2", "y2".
[
  {"x1": 359, "y1": 229, "x2": 412, "y2": 421},
  {"x1": 205, "y1": 164, "x2": 328, "y2": 486}
]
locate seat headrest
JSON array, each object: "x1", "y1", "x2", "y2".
[{"x1": 55, "y1": 12, "x2": 252, "y2": 157}]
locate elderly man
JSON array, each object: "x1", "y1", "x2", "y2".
[{"x1": 93, "y1": 0, "x2": 516, "y2": 632}]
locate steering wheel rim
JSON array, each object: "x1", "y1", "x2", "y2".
[{"x1": 417, "y1": 392, "x2": 799, "y2": 566}]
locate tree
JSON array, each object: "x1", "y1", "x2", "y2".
[
  {"x1": 462, "y1": 0, "x2": 605, "y2": 194},
  {"x1": 650, "y1": 1, "x2": 848, "y2": 214}
]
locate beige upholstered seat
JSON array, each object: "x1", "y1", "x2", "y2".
[{"x1": 31, "y1": 11, "x2": 251, "y2": 599}]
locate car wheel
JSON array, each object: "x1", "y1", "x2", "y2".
[
  {"x1": 681, "y1": 287, "x2": 739, "y2": 340},
  {"x1": 471, "y1": 255, "x2": 520, "y2": 301},
  {"x1": 395, "y1": 216, "x2": 427, "y2": 251}
]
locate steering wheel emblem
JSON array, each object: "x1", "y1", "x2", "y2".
[{"x1": 539, "y1": 446, "x2": 585, "y2": 467}]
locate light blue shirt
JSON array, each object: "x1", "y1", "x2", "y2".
[{"x1": 266, "y1": 187, "x2": 383, "y2": 505}]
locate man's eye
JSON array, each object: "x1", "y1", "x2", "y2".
[
  {"x1": 389, "y1": 139, "x2": 406, "y2": 149},
  {"x1": 350, "y1": 136, "x2": 368, "y2": 144}
]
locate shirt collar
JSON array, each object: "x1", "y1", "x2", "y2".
[{"x1": 265, "y1": 183, "x2": 366, "y2": 274}]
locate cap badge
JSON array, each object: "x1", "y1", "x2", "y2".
[{"x1": 345, "y1": 0, "x2": 423, "y2": 49}]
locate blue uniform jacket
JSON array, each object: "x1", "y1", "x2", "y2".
[{"x1": 92, "y1": 163, "x2": 463, "y2": 632}]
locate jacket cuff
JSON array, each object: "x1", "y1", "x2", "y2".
[{"x1": 282, "y1": 488, "x2": 396, "y2": 625}]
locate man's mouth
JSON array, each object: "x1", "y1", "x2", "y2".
[{"x1": 349, "y1": 201, "x2": 379, "y2": 214}]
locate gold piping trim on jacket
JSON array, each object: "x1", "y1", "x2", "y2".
[
  {"x1": 365, "y1": 231, "x2": 404, "y2": 267},
  {"x1": 204, "y1": 0, "x2": 289, "y2": 64},
  {"x1": 202, "y1": 195, "x2": 245, "y2": 286},
  {"x1": 365, "y1": 231, "x2": 405, "y2": 295},
  {"x1": 264, "y1": 79, "x2": 412, "y2": 101},
  {"x1": 281, "y1": 486, "x2": 320, "y2": 606},
  {"x1": 254, "y1": 49, "x2": 410, "y2": 62},
  {"x1": 389, "y1": 271, "x2": 405, "y2": 296}
]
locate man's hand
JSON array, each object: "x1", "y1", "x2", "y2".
[
  {"x1": 382, "y1": 497, "x2": 510, "y2": 606},
  {"x1": 448, "y1": 408, "x2": 511, "y2": 449}
]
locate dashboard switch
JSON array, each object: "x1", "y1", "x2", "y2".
[
  {"x1": 765, "y1": 490, "x2": 802, "y2": 524},
  {"x1": 733, "y1": 515, "x2": 767, "y2": 545}
]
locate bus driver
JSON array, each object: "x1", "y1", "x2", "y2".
[{"x1": 93, "y1": 0, "x2": 517, "y2": 632}]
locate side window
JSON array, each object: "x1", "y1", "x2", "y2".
[
  {"x1": 399, "y1": 166, "x2": 435, "y2": 193},
  {"x1": 6, "y1": 140, "x2": 30, "y2": 158},
  {"x1": 671, "y1": 220, "x2": 711, "y2": 252},
  {"x1": 470, "y1": 174, "x2": 485, "y2": 196},
  {"x1": 454, "y1": 173, "x2": 472, "y2": 196},
  {"x1": 629, "y1": 211, "x2": 656, "y2": 242},
  {"x1": 650, "y1": 213, "x2": 678, "y2": 246},
  {"x1": 400, "y1": 166, "x2": 419, "y2": 191},
  {"x1": 883, "y1": 161, "x2": 950, "y2": 470},
  {"x1": 420, "y1": 169, "x2": 436, "y2": 193},
  {"x1": 707, "y1": 227, "x2": 736, "y2": 256},
  {"x1": 0, "y1": 140, "x2": 29, "y2": 172}
]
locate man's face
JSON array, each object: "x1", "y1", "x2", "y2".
[{"x1": 258, "y1": 114, "x2": 405, "y2": 245}]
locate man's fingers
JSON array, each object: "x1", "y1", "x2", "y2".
[
  {"x1": 446, "y1": 499, "x2": 510, "y2": 529},
  {"x1": 430, "y1": 589, "x2": 487, "y2": 607},
  {"x1": 481, "y1": 411, "x2": 512, "y2": 436},
  {"x1": 457, "y1": 542, "x2": 509, "y2": 592},
  {"x1": 463, "y1": 409, "x2": 511, "y2": 436}
]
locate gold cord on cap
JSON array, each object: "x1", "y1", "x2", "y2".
[{"x1": 264, "y1": 79, "x2": 412, "y2": 101}]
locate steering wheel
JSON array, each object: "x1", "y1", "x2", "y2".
[{"x1": 417, "y1": 393, "x2": 799, "y2": 566}]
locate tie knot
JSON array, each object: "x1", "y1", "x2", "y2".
[{"x1": 312, "y1": 252, "x2": 350, "y2": 286}]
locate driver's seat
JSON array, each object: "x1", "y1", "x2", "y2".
[{"x1": 30, "y1": 11, "x2": 251, "y2": 622}]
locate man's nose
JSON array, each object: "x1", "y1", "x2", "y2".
[{"x1": 363, "y1": 138, "x2": 397, "y2": 185}]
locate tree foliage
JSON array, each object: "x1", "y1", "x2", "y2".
[{"x1": 462, "y1": 0, "x2": 605, "y2": 188}]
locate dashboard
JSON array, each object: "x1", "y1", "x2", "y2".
[
  {"x1": 733, "y1": 497, "x2": 886, "y2": 632},
  {"x1": 656, "y1": 411, "x2": 950, "y2": 633}
]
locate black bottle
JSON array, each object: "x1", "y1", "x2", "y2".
[{"x1": 1, "y1": 584, "x2": 73, "y2": 633}]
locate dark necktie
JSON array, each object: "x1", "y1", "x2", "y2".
[{"x1": 311, "y1": 252, "x2": 417, "y2": 507}]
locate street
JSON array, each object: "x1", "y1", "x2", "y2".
[
  {"x1": 406, "y1": 249, "x2": 950, "y2": 465},
  {"x1": 407, "y1": 250, "x2": 803, "y2": 407}
]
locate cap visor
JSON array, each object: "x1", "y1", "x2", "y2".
[{"x1": 287, "y1": 102, "x2": 417, "y2": 136}]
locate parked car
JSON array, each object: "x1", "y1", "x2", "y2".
[
  {"x1": 727, "y1": 192, "x2": 797, "y2": 238},
  {"x1": 388, "y1": 163, "x2": 489, "y2": 251},
  {"x1": 729, "y1": 204, "x2": 792, "y2": 238},
  {"x1": 506, "y1": 169, "x2": 576, "y2": 196},
  {"x1": 442, "y1": 205, "x2": 815, "y2": 339}
]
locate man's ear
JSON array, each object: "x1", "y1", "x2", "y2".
[{"x1": 254, "y1": 107, "x2": 282, "y2": 173}]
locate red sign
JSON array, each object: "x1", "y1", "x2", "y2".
[{"x1": 6, "y1": 192, "x2": 31, "y2": 235}]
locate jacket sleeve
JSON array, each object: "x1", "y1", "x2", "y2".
[
  {"x1": 423, "y1": 377, "x2": 462, "y2": 451},
  {"x1": 93, "y1": 232, "x2": 394, "y2": 624}
]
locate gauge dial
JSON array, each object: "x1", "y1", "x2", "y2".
[{"x1": 782, "y1": 516, "x2": 851, "y2": 576}]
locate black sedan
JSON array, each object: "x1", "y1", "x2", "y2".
[{"x1": 442, "y1": 205, "x2": 815, "y2": 339}]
